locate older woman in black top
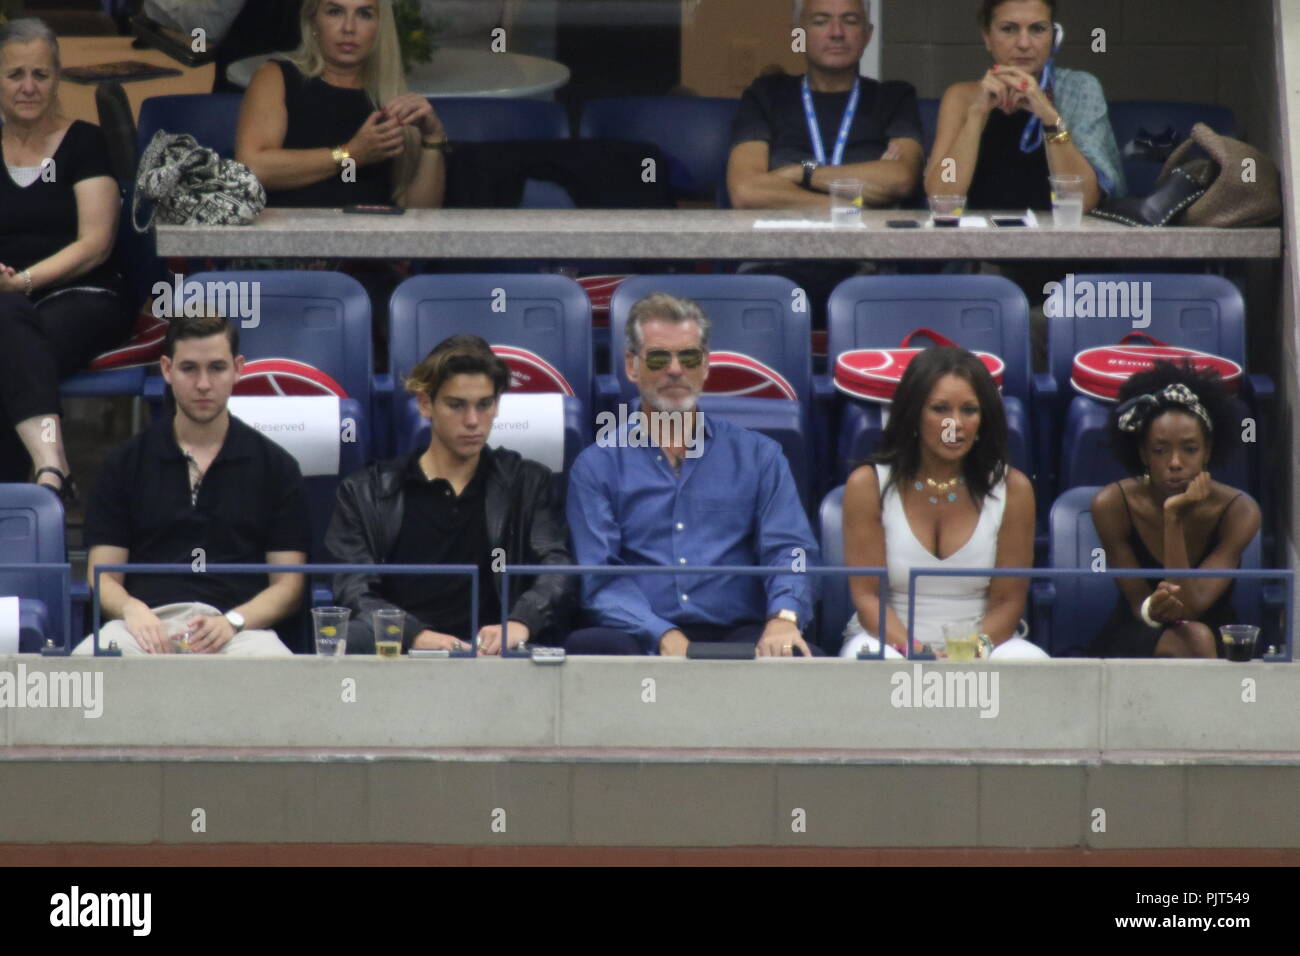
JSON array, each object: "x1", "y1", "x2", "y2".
[
  {"x1": 236, "y1": 0, "x2": 445, "y2": 209},
  {"x1": 0, "y1": 18, "x2": 130, "y2": 500}
]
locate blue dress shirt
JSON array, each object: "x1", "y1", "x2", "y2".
[{"x1": 567, "y1": 414, "x2": 818, "y2": 652}]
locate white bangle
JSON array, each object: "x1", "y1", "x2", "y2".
[{"x1": 1139, "y1": 594, "x2": 1162, "y2": 629}]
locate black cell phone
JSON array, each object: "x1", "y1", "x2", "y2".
[
  {"x1": 343, "y1": 204, "x2": 406, "y2": 215},
  {"x1": 886, "y1": 220, "x2": 922, "y2": 229},
  {"x1": 991, "y1": 216, "x2": 1028, "y2": 227}
]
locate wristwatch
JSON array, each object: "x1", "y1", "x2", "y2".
[
  {"x1": 1044, "y1": 118, "x2": 1071, "y2": 144},
  {"x1": 421, "y1": 137, "x2": 450, "y2": 152},
  {"x1": 224, "y1": 610, "x2": 246, "y2": 634},
  {"x1": 331, "y1": 145, "x2": 351, "y2": 168},
  {"x1": 771, "y1": 609, "x2": 800, "y2": 628},
  {"x1": 801, "y1": 159, "x2": 818, "y2": 189}
]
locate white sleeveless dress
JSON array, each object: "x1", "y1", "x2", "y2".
[{"x1": 840, "y1": 464, "x2": 1048, "y2": 659}]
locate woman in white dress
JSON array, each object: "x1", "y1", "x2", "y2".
[{"x1": 841, "y1": 347, "x2": 1047, "y2": 659}]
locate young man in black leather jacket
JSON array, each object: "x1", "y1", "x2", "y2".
[{"x1": 325, "y1": 335, "x2": 574, "y2": 654}]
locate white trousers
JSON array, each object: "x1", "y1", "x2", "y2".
[
  {"x1": 70, "y1": 602, "x2": 292, "y2": 657},
  {"x1": 840, "y1": 632, "x2": 1050, "y2": 660}
]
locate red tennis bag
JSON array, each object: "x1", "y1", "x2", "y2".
[
  {"x1": 704, "y1": 351, "x2": 798, "y2": 400},
  {"x1": 1070, "y1": 332, "x2": 1242, "y2": 401},
  {"x1": 235, "y1": 359, "x2": 348, "y2": 397},
  {"x1": 834, "y1": 329, "x2": 1005, "y2": 403},
  {"x1": 490, "y1": 344, "x2": 576, "y2": 396}
]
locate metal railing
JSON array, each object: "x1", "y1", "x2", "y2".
[{"x1": 5, "y1": 560, "x2": 1280, "y2": 661}]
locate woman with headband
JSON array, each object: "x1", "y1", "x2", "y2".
[
  {"x1": 1090, "y1": 362, "x2": 1260, "y2": 658},
  {"x1": 924, "y1": 0, "x2": 1125, "y2": 212}
]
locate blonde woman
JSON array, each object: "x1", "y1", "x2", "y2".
[{"x1": 236, "y1": 0, "x2": 445, "y2": 209}]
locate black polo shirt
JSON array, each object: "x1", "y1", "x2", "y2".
[
  {"x1": 731, "y1": 73, "x2": 922, "y2": 171},
  {"x1": 86, "y1": 413, "x2": 312, "y2": 612},
  {"x1": 384, "y1": 449, "x2": 491, "y2": 643}
]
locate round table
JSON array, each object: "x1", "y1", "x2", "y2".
[{"x1": 226, "y1": 48, "x2": 569, "y2": 98}]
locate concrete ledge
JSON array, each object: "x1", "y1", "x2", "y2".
[
  {"x1": 154, "y1": 209, "x2": 1284, "y2": 260},
  {"x1": 2, "y1": 657, "x2": 1294, "y2": 752}
]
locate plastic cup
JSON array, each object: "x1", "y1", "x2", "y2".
[
  {"x1": 942, "y1": 619, "x2": 981, "y2": 661},
  {"x1": 1220, "y1": 625, "x2": 1260, "y2": 662},
  {"x1": 1049, "y1": 174, "x2": 1085, "y2": 227},
  {"x1": 828, "y1": 178, "x2": 865, "y2": 227},
  {"x1": 165, "y1": 618, "x2": 194, "y2": 654},
  {"x1": 312, "y1": 606, "x2": 350, "y2": 657},
  {"x1": 372, "y1": 608, "x2": 405, "y2": 659},
  {"x1": 928, "y1": 193, "x2": 965, "y2": 227}
]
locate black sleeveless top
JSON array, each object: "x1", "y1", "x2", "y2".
[
  {"x1": 265, "y1": 60, "x2": 394, "y2": 208},
  {"x1": 1119, "y1": 482, "x2": 1243, "y2": 610},
  {"x1": 967, "y1": 109, "x2": 1052, "y2": 211}
]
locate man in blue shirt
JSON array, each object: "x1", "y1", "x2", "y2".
[{"x1": 566, "y1": 293, "x2": 819, "y2": 657}]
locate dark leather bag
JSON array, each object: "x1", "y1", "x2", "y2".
[{"x1": 1093, "y1": 123, "x2": 1280, "y2": 227}]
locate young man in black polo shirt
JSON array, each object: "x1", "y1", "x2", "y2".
[
  {"x1": 325, "y1": 334, "x2": 573, "y2": 655},
  {"x1": 72, "y1": 313, "x2": 311, "y2": 656},
  {"x1": 726, "y1": 0, "x2": 924, "y2": 211}
]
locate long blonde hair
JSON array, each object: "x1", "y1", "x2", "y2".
[{"x1": 290, "y1": 0, "x2": 419, "y2": 204}]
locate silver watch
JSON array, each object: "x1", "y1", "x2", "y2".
[{"x1": 224, "y1": 610, "x2": 246, "y2": 633}]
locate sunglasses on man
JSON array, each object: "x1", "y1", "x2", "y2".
[{"x1": 641, "y1": 347, "x2": 707, "y2": 371}]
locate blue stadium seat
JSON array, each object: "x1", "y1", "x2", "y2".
[
  {"x1": 432, "y1": 96, "x2": 574, "y2": 208},
  {"x1": 817, "y1": 485, "x2": 852, "y2": 656},
  {"x1": 384, "y1": 274, "x2": 593, "y2": 463},
  {"x1": 1036, "y1": 274, "x2": 1270, "y2": 522},
  {"x1": 136, "y1": 93, "x2": 244, "y2": 158},
  {"x1": 0, "y1": 484, "x2": 69, "y2": 652},
  {"x1": 431, "y1": 96, "x2": 570, "y2": 141},
  {"x1": 579, "y1": 96, "x2": 740, "y2": 202},
  {"x1": 1033, "y1": 486, "x2": 1271, "y2": 657},
  {"x1": 1108, "y1": 101, "x2": 1236, "y2": 198},
  {"x1": 605, "y1": 274, "x2": 817, "y2": 510},
  {"x1": 825, "y1": 275, "x2": 1035, "y2": 497}
]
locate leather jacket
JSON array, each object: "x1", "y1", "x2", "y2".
[{"x1": 325, "y1": 446, "x2": 575, "y2": 643}]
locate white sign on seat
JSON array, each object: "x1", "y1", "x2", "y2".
[
  {"x1": 229, "y1": 396, "x2": 342, "y2": 477},
  {"x1": 489, "y1": 393, "x2": 565, "y2": 472}
]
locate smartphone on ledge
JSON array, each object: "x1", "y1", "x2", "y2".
[{"x1": 343, "y1": 204, "x2": 406, "y2": 215}]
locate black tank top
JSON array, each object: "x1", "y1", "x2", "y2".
[
  {"x1": 967, "y1": 109, "x2": 1052, "y2": 211},
  {"x1": 1118, "y1": 482, "x2": 1243, "y2": 602},
  {"x1": 265, "y1": 60, "x2": 394, "y2": 208}
]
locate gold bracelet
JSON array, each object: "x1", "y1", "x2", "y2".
[
  {"x1": 421, "y1": 137, "x2": 450, "y2": 152},
  {"x1": 331, "y1": 145, "x2": 350, "y2": 168}
]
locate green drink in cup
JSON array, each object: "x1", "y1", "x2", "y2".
[{"x1": 373, "y1": 608, "x2": 405, "y2": 659}]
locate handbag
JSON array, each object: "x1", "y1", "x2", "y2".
[
  {"x1": 132, "y1": 130, "x2": 266, "y2": 231},
  {"x1": 834, "y1": 329, "x2": 1005, "y2": 403},
  {"x1": 1071, "y1": 332, "x2": 1242, "y2": 401},
  {"x1": 1093, "y1": 123, "x2": 1280, "y2": 228}
]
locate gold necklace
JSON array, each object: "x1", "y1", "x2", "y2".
[{"x1": 913, "y1": 475, "x2": 966, "y2": 504}]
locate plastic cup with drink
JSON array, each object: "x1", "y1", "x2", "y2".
[{"x1": 312, "y1": 606, "x2": 351, "y2": 657}]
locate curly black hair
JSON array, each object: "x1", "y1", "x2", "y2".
[
  {"x1": 871, "y1": 346, "x2": 1010, "y2": 505},
  {"x1": 1107, "y1": 360, "x2": 1238, "y2": 476}
]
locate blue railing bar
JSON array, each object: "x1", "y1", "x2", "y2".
[{"x1": 907, "y1": 566, "x2": 1293, "y2": 662}]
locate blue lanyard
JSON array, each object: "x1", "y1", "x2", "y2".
[{"x1": 802, "y1": 74, "x2": 860, "y2": 167}]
